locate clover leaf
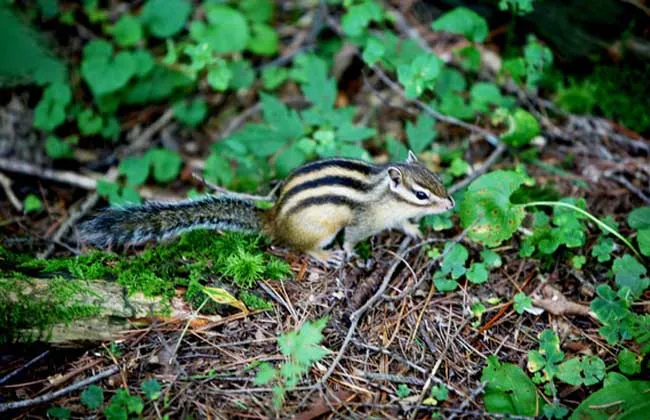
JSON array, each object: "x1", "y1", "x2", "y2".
[
  {"x1": 191, "y1": 5, "x2": 249, "y2": 54},
  {"x1": 77, "y1": 108, "x2": 103, "y2": 136},
  {"x1": 440, "y1": 243, "x2": 468, "y2": 279},
  {"x1": 119, "y1": 156, "x2": 150, "y2": 186},
  {"x1": 612, "y1": 254, "x2": 649, "y2": 297},
  {"x1": 147, "y1": 148, "x2": 183, "y2": 183},
  {"x1": 466, "y1": 262, "x2": 488, "y2": 284},
  {"x1": 141, "y1": 0, "x2": 191, "y2": 38},
  {"x1": 45, "y1": 135, "x2": 74, "y2": 159},
  {"x1": 33, "y1": 82, "x2": 72, "y2": 131},
  {"x1": 432, "y1": 7, "x2": 489, "y2": 43},
  {"x1": 173, "y1": 98, "x2": 207, "y2": 127},
  {"x1": 112, "y1": 14, "x2": 142, "y2": 47},
  {"x1": 81, "y1": 40, "x2": 136, "y2": 96},
  {"x1": 460, "y1": 170, "x2": 527, "y2": 247},
  {"x1": 80, "y1": 385, "x2": 104, "y2": 410}
]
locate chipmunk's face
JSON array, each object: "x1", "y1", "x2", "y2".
[{"x1": 387, "y1": 151, "x2": 455, "y2": 215}]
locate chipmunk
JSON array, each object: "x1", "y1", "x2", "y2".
[{"x1": 79, "y1": 151, "x2": 455, "y2": 265}]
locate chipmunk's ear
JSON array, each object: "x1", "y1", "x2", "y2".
[
  {"x1": 387, "y1": 167, "x2": 403, "y2": 190},
  {"x1": 406, "y1": 150, "x2": 418, "y2": 163}
]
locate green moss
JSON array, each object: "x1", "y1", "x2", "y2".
[
  {"x1": 240, "y1": 291, "x2": 273, "y2": 311},
  {"x1": 0, "y1": 277, "x2": 102, "y2": 343}
]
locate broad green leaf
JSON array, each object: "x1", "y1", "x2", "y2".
[
  {"x1": 275, "y1": 144, "x2": 307, "y2": 177},
  {"x1": 628, "y1": 207, "x2": 650, "y2": 230},
  {"x1": 612, "y1": 254, "x2": 649, "y2": 297},
  {"x1": 132, "y1": 49, "x2": 155, "y2": 77},
  {"x1": 480, "y1": 249, "x2": 502, "y2": 268},
  {"x1": 449, "y1": 157, "x2": 470, "y2": 177},
  {"x1": 438, "y1": 93, "x2": 475, "y2": 120},
  {"x1": 80, "y1": 385, "x2": 104, "y2": 410},
  {"x1": 261, "y1": 93, "x2": 304, "y2": 141},
  {"x1": 147, "y1": 148, "x2": 182, "y2": 183},
  {"x1": 570, "y1": 381, "x2": 650, "y2": 420},
  {"x1": 240, "y1": 0, "x2": 274, "y2": 23},
  {"x1": 206, "y1": 60, "x2": 233, "y2": 91},
  {"x1": 45, "y1": 135, "x2": 73, "y2": 159},
  {"x1": 406, "y1": 114, "x2": 436, "y2": 154},
  {"x1": 431, "y1": 7, "x2": 489, "y2": 43},
  {"x1": 204, "y1": 153, "x2": 233, "y2": 186},
  {"x1": 203, "y1": 286, "x2": 248, "y2": 313},
  {"x1": 248, "y1": 23, "x2": 278, "y2": 56},
  {"x1": 481, "y1": 356, "x2": 540, "y2": 416},
  {"x1": 77, "y1": 108, "x2": 103, "y2": 135},
  {"x1": 120, "y1": 186, "x2": 141, "y2": 205},
  {"x1": 278, "y1": 317, "x2": 330, "y2": 368},
  {"x1": 192, "y1": 5, "x2": 249, "y2": 54},
  {"x1": 228, "y1": 60, "x2": 256, "y2": 90},
  {"x1": 434, "y1": 68, "x2": 466, "y2": 97},
  {"x1": 470, "y1": 82, "x2": 512, "y2": 113},
  {"x1": 261, "y1": 66, "x2": 288, "y2": 90},
  {"x1": 457, "y1": 45, "x2": 481, "y2": 72},
  {"x1": 638, "y1": 229, "x2": 650, "y2": 256},
  {"x1": 47, "y1": 407, "x2": 71, "y2": 419},
  {"x1": 112, "y1": 14, "x2": 142, "y2": 47},
  {"x1": 523, "y1": 35, "x2": 553, "y2": 89},
  {"x1": 301, "y1": 56, "x2": 336, "y2": 111},
  {"x1": 81, "y1": 40, "x2": 136, "y2": 96},
  {"x1": 336, "y1": 123, "x2": 376, "y2": 143},
  {"x1": 122, "y1": 66, "x2": 193, "y2": 105},
  {"x1": 141, "y1": 0, "x2": 191, "y2": 38},
  {"x1": 34, "y1": 82, "x2": 72, "y2": 131},
  {"x1": 341, "y1": 0, "x2": 383, "y2": 37},
  {"x1": 557, "y1": 356, "x2": 605, "y2": 386},
  {"x1": 24, "y1": 194, "x2": 43, "y2": 213},
  {"x1": 173, "y1": 98, "x2": 207, "y2": 127},
  {"x1": 119, "y1": 156, "x2": 150, "y2": 186},
  {"x1": 459, "y1": 170, "x2": 527, "y2": 247},
  {"x1": 440, "y1": 243, "x2": 468, "y2": 279},
  {"x1": 386, "y1": 136, "x2": 408, "y2": 161},
  {"x1": 362, "y1": 37, "x2": 385, "y2": 65},
  {"x1": 618, "y1": 349, "x2": 642, "y2": 375},
  {"x1": 466, "y1": 262, "x2": 488, "y2": 284},
  {"x1": 434, "y1": 272, "x2": 458, "y2": 292}
]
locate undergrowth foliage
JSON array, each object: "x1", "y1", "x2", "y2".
[{"x1": 2, "y1": 0, "x2": 649, "y2": 418}]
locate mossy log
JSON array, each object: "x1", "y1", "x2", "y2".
[{"x1": 0, "y1": 277, "x2": 215, "y2": 344}]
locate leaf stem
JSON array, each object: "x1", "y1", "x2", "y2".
[{"x1": 520, "y1": 201, "x2": 641, "y2": 259}]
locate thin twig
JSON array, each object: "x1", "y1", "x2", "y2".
[
  {"x1": 0, "y1": 365, "x2": 119, "y2": 413},
  {"x1": 0, "y1": 172, "x2": 22, "y2": 211},
  {"x1": 0, "y1": 350, "x2": 50, "y2": 386},
  {"x1": 0, "y1": 157, "x2": 98, "y2": 190}
]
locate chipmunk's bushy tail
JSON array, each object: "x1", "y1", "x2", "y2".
[{"x1": 78, "y1": 195, "x2": 263, "y2": 249}]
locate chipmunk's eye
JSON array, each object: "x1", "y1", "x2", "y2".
[{"x1": 415, "y1": 190, "x2": 429, "y2": 200}]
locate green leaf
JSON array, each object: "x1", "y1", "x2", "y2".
[
  {"x1": 24, "y1": 194, "x2": 43, "y2": 213},
  {"x1": 431, "y1": 7, "x2": 489, "y2": 43},
  {"x1": 434, "y1": 68, "x2": 466, "y2": 97},
  {"x1": 638, "y1": 229, "x2": 650, "y2": 256},
  {"x1": 397, "y1": 54, "x2": 443, "y2": 99},
  {"x1": 612, "y1": 254, "x2": 649, "y2": 297},
  {"x1": 47, "y1": 407, "x2": 71, "y2": 419},
  {"x1": 230, "y1": 124, "x2": 284, "y2": 157},
  {"x1": 141, "y1": 378, "x2": 161, "y2": 401},
  {"x1": 301, "y1": 56, "x2": 336, "y2": 111},
  {"x1": 386, "y1": 136, "x2": 408, "y2": 161},
  {"x1": 206, "y1": 60, "x2": 233, "y2": 91},
  {"x1": 557, "y1": 356, "x2": 605, "y2": 386},
  {"x1": 457, "y1": 46, "x2": 481, "y2": 72},
  {"x1": 261, "y1": 93, "x2": 304, "y2": 141},
  {"x1": 228, "y1": 60, "x2": 256, "y2": 90},
  {"x1": 112, "y1": 14, "x2": 142, "y2": 47},
  {"x1": 495, "y1": 108, "x2": 540, "y2": 147},
  {"x1": 277, "y1": 317, "x2": 330, "y2": 379},
  {"x1": 571, "y1": 255, "x2": 586, "y2": 269},
  {"x1": 341, "y1": 0, "x2": 383, "y2": 37},
  {"x1": 141, "y1": 0, "x2": 191, "y2": 38},
  {"x1": 248, "y1": 23, "x2": 278, "y2": 56},
  {"x1": 192, "y1": 5, "x2": 249, "y2": 54},
  {"x1": 604, "y1": 372, "x2": 630, "y2": 387},
  {"x1": 254, "y1": 362, "x2": 278, "y2": 385},
  {"x1": 120, "y1": 186, "x2": 141, "y2": 205},
  {"x1": 45, "y1": 135, "x2": 74, "y2": 159},
  {"x1": 523, "y1": 35, "x2": 553, "y2": 89},
  {"x1": 240, "y1": 0, "x2": 274, "y2": 23},
  {"x1": 81, "y1": 40, "x2": 136, "y2": 96},
  {"x1": 261, "y1": 66, "x2": 288, "y2": 90},
  {"x1": 132, "y1": 50, "x2": 155, "y2": 78},
  {"x1": 34, "y1": 82, "x2": 72, "y2": 131},
  {"x1": 466, "y1": 262, "x2": 488, "y2": 284},
  {"x1": 459, "y1": 170, "x2": 527, "y2": 247},
  {"x1": 470, "y1": 82, "x2": 511, "y2": 113},
  {"x1": 481, "y1": 355, "x2": 540, "y2": 416},
  {"x1": 628, "y1": 207, "x2": 650, "y2": 230},
  {"x1": 430, "y1": 384, "x2": 448, "y2": 401},
  {"x1": 513, "y1": 292, "x2": 532, "y2": 314},
  {"x1": 570, "y1": 381, "x2": 650, "y2": 420},
  {"x1": 147, "y1": 149, "x2": 182, "y2": 183},
  {"x1": 433, "y1": 272, "x2": 458, "y2": 292},
  {"x1": 592, "y1": 236, "x2": 614, "y2": 263},
  {"x1": 81, "y1": 385, "x2": 104, "y2": 410},
  {"x1": 440, "y1": 243, "x2": 468, "y2": 279},
  {"x1": 618, "y1": 349, "x2": 642, "y2": 375},
  {"x1": 449, "y1": 157, "x2": 470, "y2": 177},
  {"x1": 422, "y1": 213, "x2": 453, "y2": 231},
  {"x1": 406, "y1": 115, "x2": 436, "y2": 154},
  {"x1": 119, "y1": 156, "x2": 150, "y2": 186},
  {"x1": 275, "y1": 144, "x2": 307, "y2": 177},
  {"x1": 336, "y1": 123, "x2": 376, "y2": 143},
  {"x1": 480, "y1": 249, "x2": 502, "y2": 268},
  {"x1": 173, "y1": 98, "x2": 207, "y2": 127},
  {"x1": 204, "y1": 153, "x2": 233, "y2": 186},
  {"x1": 396, "y1": 384, "x2": 411, "y2": 399},
  {"x1": 362, "y1": 37, "x2": 385, "y2": 65},
  {"x1": 438, "y1": 93, "x2": 475, "y2": 120},
  {"x1": 77, "y1": 108, "x2": 103, "y2": 136}
]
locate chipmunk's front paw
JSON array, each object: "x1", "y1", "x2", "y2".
[
  {"x1": 400, "y1": 221, "x2": 424, "y2": 241},
  {"x1": 307, "y1": 249, "x2": 351, "y2": 269}
]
